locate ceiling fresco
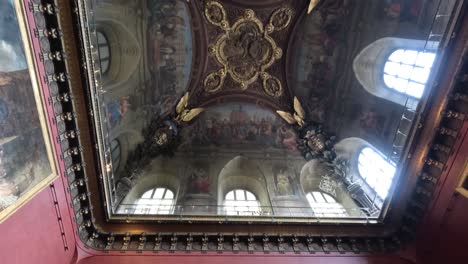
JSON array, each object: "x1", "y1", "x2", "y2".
[
  {"x1": 69, "y1": 0, "x2": 463, "y2": 224},
  {"x1": 2, "y1": 0, "x2": 462, "y2": 253}
]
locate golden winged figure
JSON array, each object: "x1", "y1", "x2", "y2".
[{"x1": 175, "y1": 92, "x2": 204, "y2": 123}]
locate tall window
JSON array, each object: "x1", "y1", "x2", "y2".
[
  {"x1": 306, "y1": 191, "x2": 348, "y2": 218},
  {"x1": 358, "y1": 147, "x2": 396, "y2": 199},
  {"x1": 224, "y1": 189, "x2": 260, "y2": 216},
  {"x1": 135, "y1": 187, "x2": 175, "y2": 215},
  {"x1": 110, "y1": 139, "x2": 121, "y2": 173},
  {"x1": 383, "y1": 49, "x2": 436, "y2": 98},
  {"x1": 97, "y1": 31, "x2": 110, "y2": 74}
]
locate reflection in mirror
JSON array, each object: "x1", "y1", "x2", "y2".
[{"x1": 80, "y1": 0, "x2": 461, "y2": 223}]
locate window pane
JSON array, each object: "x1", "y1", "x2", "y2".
[
  {"x1": 407, "y1": 82, "x2": 425, "y2": 98},
  {"x1": 245, "y1": 191, "x2": 256, "y2": 201},
  {"x1": 224, "y1": 189, "x2": 260, "y2": 215},
  {"x1": 397, "y1": 64, "x2": 413, "y2": 79},
  {"x1": 384, "y1": 61, "x2": 400, "y2": 76},
  {"x1": 384, "y1": 74, "x2": 397, "y2": 88},
  {"x1": 306, "y1": 191, "x2": 348, "y2": 218},
  {"x1": 384, "y1": 50, "x2": 436, "y2": 98},
  {"x1": 402, "y1": 50, "x2": 418, "y2": 65},
  {"x1": 410, "y1": 67, "x2": 430, "y2": 84},
  {"x1": 312, "y1": 192, "x2": 326, "y2": 203},
  {"x1": 236, "y1": 190, "x2": 246, "y2": 200},
  {"x1": 153, "y1": 188, "x2": 166, "y2": 199},
  {"x1": 388, "y1": 49, "x2": 405, "y2": 62},
  {"x1": 225, "y1": 191, "x2": 235, "y2": 200},
  {"x1": 393, "y1": 78, "x2": 409, "y2": 93},
  {"x1": 358, "y1": 147, "x2": 396, "y2": 199},
  {"x1": 323, "y1": 193, "x2": 336, "y2": 203},
  {"x1": 164, "y1": 189, "x2": 174, "y2": 199},
  {"x1": 141, "y1": 189, "x2": 154, "y2": 199},
  {"x1": 415, "y1": 52, "x2": 436, "y2": 67}
]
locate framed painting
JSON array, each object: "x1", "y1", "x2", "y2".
[{"x1": 0, "y1": 0, "x2": 58, "y2": 223}]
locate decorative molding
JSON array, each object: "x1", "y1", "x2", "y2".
[
  {"x1": 30, "y1": 0, "x2": 468, "y2": 254},
  {"x1": 203, "y1": 1, "x2": 291, "y2": 97}
]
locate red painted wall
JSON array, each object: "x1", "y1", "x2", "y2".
[
  {"x1": 417, "y1": 123, "x2": 468, "y2": 264},
  {"x1": 0, "y1": 177, "x2": 76, "y2": 264}
]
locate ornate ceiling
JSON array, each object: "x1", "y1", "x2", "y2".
[{"x1": 13, "y1": 0, "x2": 467, "y2": 255}]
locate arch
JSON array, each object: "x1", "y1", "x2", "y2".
[
  {"x1": 305, "y1": 191, "x2": 348, "y2": 218},
  {"x1": 94, "y1": 19, "x2": 141, "y2": 88},
  {"x1": 353, "y1": 37, "x2": 437, "y2": 105},
  {"x1": 96, "y1": 31, "x2": 110, "y2": 74},
  {"x1": 224, "y1": 189, "x2": 261, "y2": 216},
  {"x1": 217, "y1": 156, "x2": 272, "y2": 214},
  {"x1": 134, "y1": 187, "x2": 175, "y2": 215},
  {"x1": 118, "y1": 157, "x2": 181, "y2": 213},
  {"x1": 299, "y1": 160, "x2": 361, "y2": 217},
  {"x1": 334, "y1": 137, "x2": 397, "y2": 209}
]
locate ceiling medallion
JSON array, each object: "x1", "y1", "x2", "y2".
[{"x1": 204, "y1": 1, "x2": 293, "y2": 97}]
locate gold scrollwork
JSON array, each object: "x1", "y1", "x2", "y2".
[
  {"x1": 268, "y1": 7, "x2": 294, "y2": 32},
  {"x1": 203, "y1": 1, "x2": 293, "y2": 98},
  {"x1": 205, "y1": 1, "x2": 229, "y2": 29},
  {"x1": 204, "y1": 70, "x2": 226, "y2": 93},
  {"x1": 261, "y1": 73, "x2": 283, "y2": 98}
]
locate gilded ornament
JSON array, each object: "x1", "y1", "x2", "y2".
[
  {"x1": 269, "y1": 7, "x2": 294, "y2": 31},
  {"x1": 205, "y1": 1, "x2": 229, "y2": 28},
  {"x1": 203, "y1": 1, "x2": 292, "y2": 97},
  {"x1": 276, "y1": 97, "x2": 306, "y2": 127},
  {"x1": 174, "y1": 93, "x2": 204, "y2": 123}
]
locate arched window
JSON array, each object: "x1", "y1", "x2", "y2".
[
  {"x1": 135, "y1": 187, "x2": 175, "y2": 214},
  {"x1": 224, "y1": 189, "x2": 260, "y2": 216},
  {"x1": 306, "y1": 191, "x2": 348, "y2": 218},
  {"x1": 358, "y1": 147, "x2": 396, "y2": 199},
  {"x1": 97, "y1": 31, "x2": 110, "y2": 74},
  {"x1": 383, "y1": 49, "x2": 436, "y2": 98},
  {"x1": 110, "y1": 139, "x2": 121, "y2": 173}
]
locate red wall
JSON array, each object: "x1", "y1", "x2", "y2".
[
  {"x1": 417, "y1": 123, "x2": 468, "y2": 264},
  {"x1": 0, "y1": 177, "x2": 76, "y2": 264}
]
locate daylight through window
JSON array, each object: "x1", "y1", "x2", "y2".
[
  {"x1": 135, "y1": 187, "x2": 174, "y2": 215},
  {"x1": 358, "y1": 147, "x2": 396, "y2": 199},
  {"x1": 383, "y1": 49, "x2": 436, "y2": 98},
  {"x1": 224, "y1": 189, "x2": 261, "y2": 216},
  {"x1": 306, "y1": 191, "x2": 348, "y2": 218}
]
